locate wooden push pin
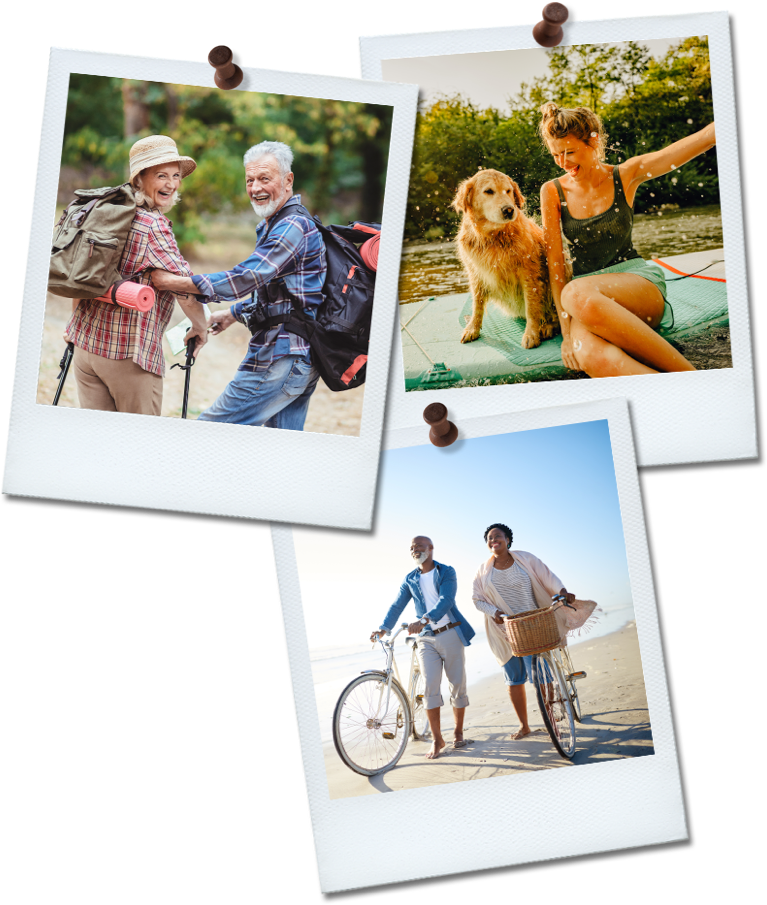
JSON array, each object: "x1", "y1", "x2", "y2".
[
  {"x1": 208, "y1": 45, "x2": 243, "y2": 90},
  {"x1": 533, "y1": 3, "x2": 569, "y2": 48},
  {"x1": 423, "y1": 403, "x2": 458, "y2": 448}
]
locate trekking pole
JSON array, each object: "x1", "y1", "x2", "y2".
[
  {"x1": 171, "y1": 335, "x2": 197, "y2": 419},
  {"x1": 52, "y1": 342, "x2": 74, "y2": 406}
]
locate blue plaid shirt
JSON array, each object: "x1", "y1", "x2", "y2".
[{"x1": 191, "y1": 195, "x2": 326, "y2": 371}]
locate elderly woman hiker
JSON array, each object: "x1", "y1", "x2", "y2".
[
  {"x1": 65, "y1": 135, "x2": 208, "y2": 415},
  {"x1": 539, "y1": 102, "x2": 716, "y2": 377},
  {"x1": 472, "y1": 523, "x2": 596, "y2": 740}
]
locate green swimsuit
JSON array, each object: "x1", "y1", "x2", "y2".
[{"x1": 554, "y1": 165, "x2": 667, "y2": 300}]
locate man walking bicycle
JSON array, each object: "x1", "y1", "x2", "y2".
[{"x1": 371, "y1": 536, "x2": 475, "y2": 759}]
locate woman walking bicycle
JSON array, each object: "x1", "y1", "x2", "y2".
[{"x1": 472, "y1": 523, "x2": 595, "y2": 742}]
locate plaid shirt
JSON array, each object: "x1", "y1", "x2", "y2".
[
  {"x1": 67, "y1": 208, "x2": 192, "y2": 377},
  {"x1": 191, "y1": 196, "x2": 326, "y2": 371}
]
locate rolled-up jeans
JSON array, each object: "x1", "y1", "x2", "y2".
[
  {"x1": 416, "y1": 628, "x2": 469, "y2": 710},
  {"x1": 197, "y1": 354, "x2": 319, "y2": 430}
]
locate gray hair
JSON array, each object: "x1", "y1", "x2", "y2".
[{"x1": 243, "y1": 141, "x2": 294, "y2": 176}]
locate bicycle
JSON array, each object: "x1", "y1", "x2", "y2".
[
  {"x1": 503, "y1": 594, "x2": 587, "y2": 760},
  {"x1": 332, "y1": 622, "x2": 430, "y2": 775}
]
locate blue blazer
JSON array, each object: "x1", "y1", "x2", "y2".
[{"x1": 379, "y1": 560, "x2": 475, "y2": 646}]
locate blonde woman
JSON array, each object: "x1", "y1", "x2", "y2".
[
  {"x1": 539, "y1": 103, "x2": 716, "y2": 377},
  {"x1": 66, "y1": 135, "x2": 208, "y2": 415}
]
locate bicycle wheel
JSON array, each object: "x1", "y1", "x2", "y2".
[
  {"x1": 533, "y1": 652, "x2": 576, "y2": 759},
  {"x1": 332, "y1": 674, "x2": 412, "y2": 776},
  {"x1": 408, "y1": 668, "x2": 430, "y2": 740},
  {"x1": 558, "y1": 647, "x2": 583, "y2": 723}
]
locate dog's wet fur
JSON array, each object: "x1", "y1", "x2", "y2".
[{"x1": 452, "y1": 169, "x2": 560, "y2": 347}]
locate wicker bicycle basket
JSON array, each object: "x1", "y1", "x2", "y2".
[{"x1": 503, "y1": 603, "x2": 567, "y2": 657}]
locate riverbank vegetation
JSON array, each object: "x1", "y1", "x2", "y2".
[{"x1": 406, "y1": 36, "x2": 716, "y2": 241}]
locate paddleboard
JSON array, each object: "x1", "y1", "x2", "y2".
[{"x1": 401, "y1": 248, "x2": 727, "y2": 389}]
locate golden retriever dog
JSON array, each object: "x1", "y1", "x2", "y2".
[{"x1": 452, "y1": 169, "x2": 559, "y2": 347}]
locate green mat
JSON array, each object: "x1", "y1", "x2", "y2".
[{"x1": 404, "y1": 264, "x2": 728, "y2": 389}]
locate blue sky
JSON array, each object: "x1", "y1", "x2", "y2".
[{"x1": 294, "y1": 419, "x2": 633, "y2": 651}]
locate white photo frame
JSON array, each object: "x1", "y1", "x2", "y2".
[
  {"x1": 2, "y1": 48, "x2": 418, "y2": 529},
  {"x1": 360, "y1": 12, "x2": 756, "y2": 468},
  {"x1": 272, "y1": 397, "x2": 686, "y2": 892}
]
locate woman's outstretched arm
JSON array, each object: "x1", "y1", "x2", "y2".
[
  {"x1": 541, "y1": 181, "x2": 579, "y2": 370},
  {"x1": 622, "y1": 122, "x2": 716, "y2": 200}
]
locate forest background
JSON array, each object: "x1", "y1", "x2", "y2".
[
  {"x1": 59, "y1": 76, "x2": 393, "y2": 250},
  {"x1": 40, "y1": 78, "x2": 393, "y2": 433},
  {"x1": 405, "y1": 36, "x2": 717, "y2": 241}
]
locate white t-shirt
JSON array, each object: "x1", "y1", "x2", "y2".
[{"x1": 419, "y1": 569, "x2": 451, "y2": 629}]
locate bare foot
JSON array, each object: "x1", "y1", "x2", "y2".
[
  {"x1": 426, "y1": 738, "x2": 447, "y2": 759},
  {"x1": 453, "y1": 734, "x2": 473, "y2": 749},
  {"x1": 510, "y1": 727, "x2": 532, "y2": 741}
]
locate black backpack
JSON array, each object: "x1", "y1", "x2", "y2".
[{"x1": 245, "y1": 202, "x2": 380, "y2": 392}]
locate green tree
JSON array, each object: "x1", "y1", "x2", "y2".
[
  {"x1": 404, "y1": 37, "x2": 718, "y2": 239},
  {"x1": 60, "y1": 78, "x2": 393, "y2": 250}
]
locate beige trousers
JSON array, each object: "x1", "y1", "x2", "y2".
[
  {"x1": 73, "y1": 347, "x2": 163, "y2": 416},
  {"x1": 416, "y1": 629, "x2": 469, "y2": 710}
]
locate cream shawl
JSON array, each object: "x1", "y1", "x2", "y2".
[{"x1": 472, "y1": 551, "x2": 598, "y2": 665}]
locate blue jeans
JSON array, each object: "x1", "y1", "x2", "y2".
[{"x1": 197, "y1": 354, "x2": 319, "y2": 430}]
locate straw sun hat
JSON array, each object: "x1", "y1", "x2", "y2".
[{"x1": 129, "y1": 135, "x2": 197, "y2": 183}]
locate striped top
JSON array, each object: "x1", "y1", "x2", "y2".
[
  {"x1": 66, "y1": 208, "x2": 193, "y2": 377},
  {"x1": 475, "y1": 561, "x2": 538, "y2": 617},
  {"x1": 191, "y1": 196, "x2": 326, "y2": 371},
  {"x1": 554, "y1": 165, "x2": 641, "y2": 276}
]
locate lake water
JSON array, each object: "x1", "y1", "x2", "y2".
[
  {"x1": 398, "y1": 205, "x2": 723, "y2": 304},
  {"x1": 311, "y1": 605, "x2": 635, "y2": 744}
]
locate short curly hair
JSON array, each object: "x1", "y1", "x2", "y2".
[{"x1": 484, "y1": 523, "x2": 513, "y2": 548}]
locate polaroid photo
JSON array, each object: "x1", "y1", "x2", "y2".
[
  {"x1": 272, "y1": 397, "x2": 686, "y2": 892},
  {"x1": 360, "y1": 12, "x2": 756, "y2": 468},
  {"x1": 2, "y1": 48, "x2": 417, "y2": 528}
]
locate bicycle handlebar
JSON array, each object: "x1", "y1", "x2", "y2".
[
  {"x1": 373, "y1": 623, "x2": 409, "y2": 646},
  {"x1": 499, "y1": 594, "x2": 576, "y2": 620},
  {"x1": 552, "y1": 593, "x2": 576, "y2": 610}
]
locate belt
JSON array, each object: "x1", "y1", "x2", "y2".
[{"x1": 429, "y1": 621, "x2": 461, "y2": 636}]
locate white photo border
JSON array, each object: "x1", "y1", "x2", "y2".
[
  {"x1": 360, "y1": 12, "x2": 756, "y2": 468},
  {"x1": 3, "y1": 48, "x2": 418, "y2": 529},
  {"x1": 272, "y1": 398, "x2": 686, "y2": 892}
]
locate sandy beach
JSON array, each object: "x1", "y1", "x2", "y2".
[{"x1": 323, "y1": 621, "x2": 652, "y2": 799}]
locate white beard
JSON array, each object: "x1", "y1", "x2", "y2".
[
  {"x1": 250, "y1": 188, "x2": 285, "y2": 220},
  {"x1": 412, "y1": 551, "x2": 429, "y2": 565},
  {"x1": 250, "y1": 199, "x2": 278, "y2": 219}
]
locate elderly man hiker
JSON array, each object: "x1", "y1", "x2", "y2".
[
  {"x1": 370, "y1": 536, "x2": 475, "y2": 759},
  {"x1": 152, "y1": 140, "x2": 325, "y2": 430}
]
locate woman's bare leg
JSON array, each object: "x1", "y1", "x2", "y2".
[
  {"x1": 507, "y1": 685, "x2": 531, "y2": 740},
  {"x1": 569, "y1": 319, "x2": 659, "y2": 377},
  {"x1": 561, "y1": 273, "x2": 695, "y2": 372}
]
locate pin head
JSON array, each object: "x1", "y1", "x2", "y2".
[
  {"x1": 423, "y1": 403, "x2": 458, "y2": 447},
  {"x1": 533, "y1": 4, "x2": 569, "y2": 48},
  {"x1": 208, "y1": 45, "x2": 243, "y2": 90}
]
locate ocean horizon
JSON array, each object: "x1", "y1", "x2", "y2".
[{"x1": 310, "y1": 605, "x2": 634, "y2": 744}]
